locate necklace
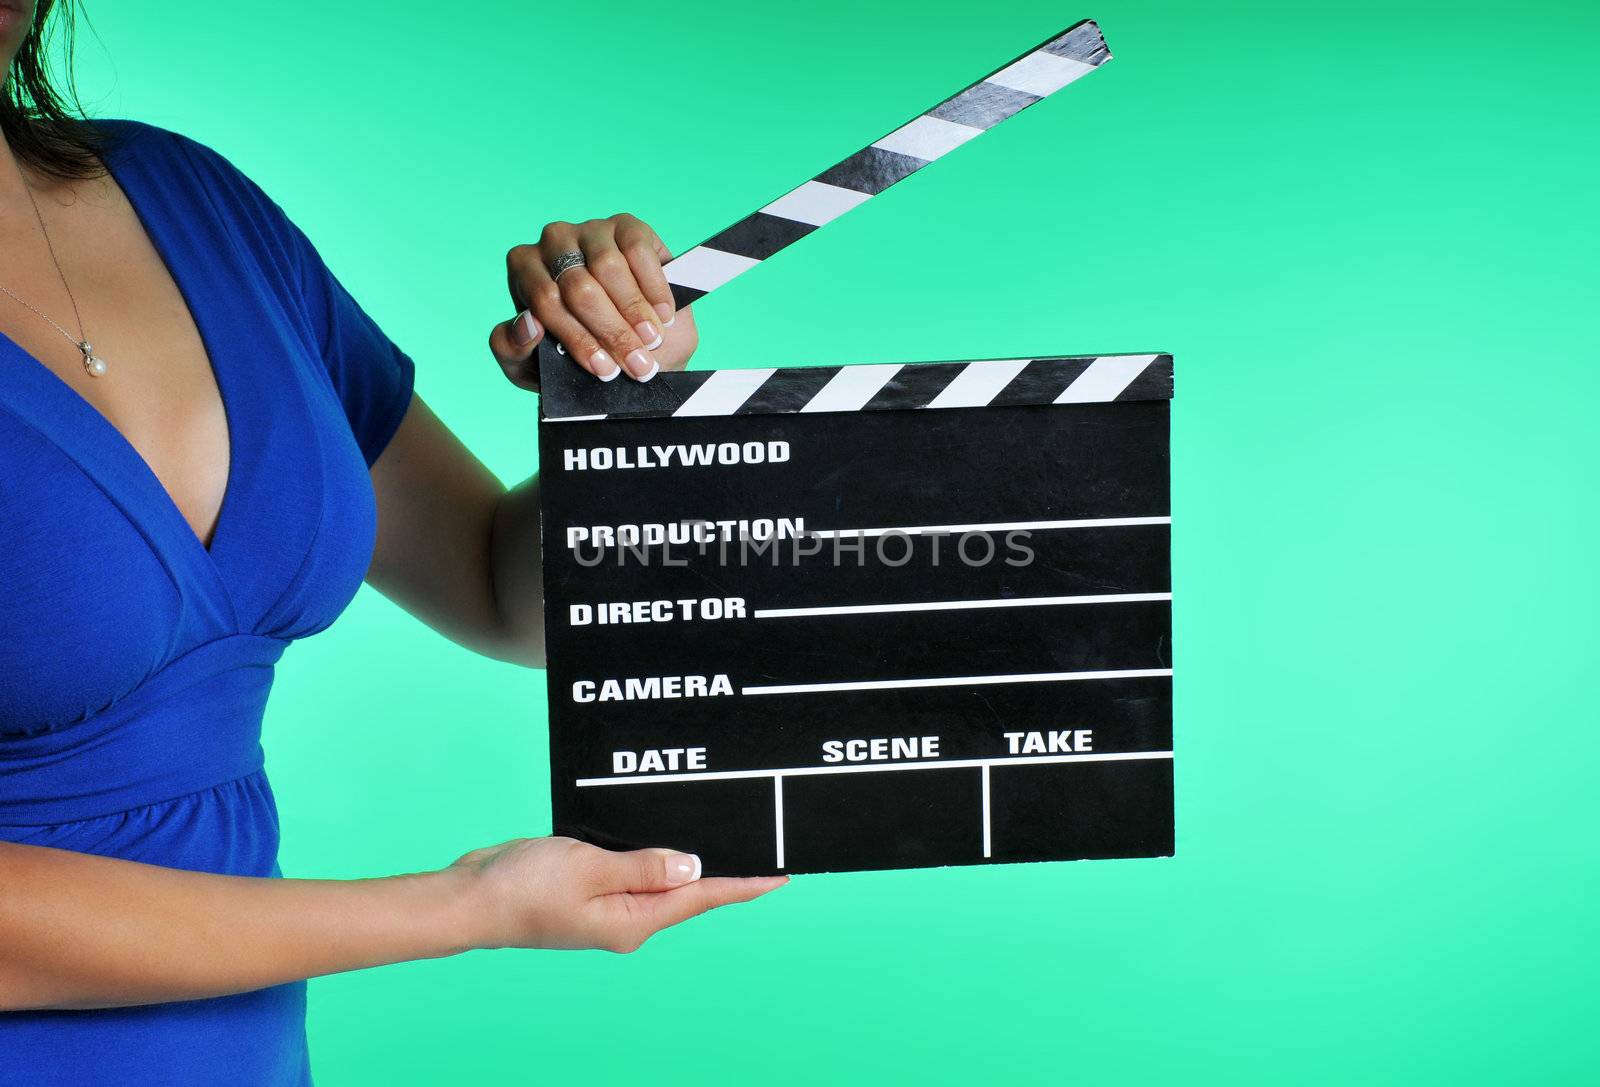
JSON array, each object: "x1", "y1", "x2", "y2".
[{"x1": 0, "y1": 159, "x2": 107, "y2": 378}]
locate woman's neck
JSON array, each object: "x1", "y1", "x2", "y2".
[
  {"x1": 0, "y1": 129, "x2": 78, "y2": 213},
  {"x1": 0, "y1": 130, "x2": 31, "y2": 226}
]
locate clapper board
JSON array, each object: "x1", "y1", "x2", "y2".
[{"x1": 537, "y1": 19, "x2": 1174, "y2": 876}]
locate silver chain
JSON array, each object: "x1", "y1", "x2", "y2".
[
  {"x1": 1, "y1": 150, "x2": 102, "y2": 375},
  {"x1": 0, "y1": 282, "x2": 82, "y2": 345}
]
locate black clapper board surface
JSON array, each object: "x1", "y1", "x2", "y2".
[{"x1": 537, "y1": 19, "x2": 1174, "y2": 876}]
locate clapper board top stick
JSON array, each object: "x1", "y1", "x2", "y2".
[{"x1": 537, "y1": 19, "x2": 1175, "y2": 876}]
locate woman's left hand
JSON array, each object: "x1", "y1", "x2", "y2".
[{"x1": 489, "y1": 213, "x2": 699, "y2": 390}]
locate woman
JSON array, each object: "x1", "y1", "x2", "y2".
[{"x1": 0, "y1": 1, "x2": 786, "y2": 1081}]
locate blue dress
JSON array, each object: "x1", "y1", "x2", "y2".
[{"x1": 0, "y1": 121, "x2": 415, "y2": 1084}]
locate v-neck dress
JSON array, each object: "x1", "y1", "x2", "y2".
[{"x1": 0, "y1": 120, "x2": 415, "y2": 1085}]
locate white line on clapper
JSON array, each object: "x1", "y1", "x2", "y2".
[
  {"x1": 576, "y1": 750, "x2": 1174, "y2": 870},
  {"x1": 742, "y1": 668, "x2": 1171, "y2": 697},
  {"x1": 806, "y1": 516, "x2": 1170, "y2": 539},
  {"x1": 773, "y1": 776, "x2": 785, "y2": 870},
  {"x1": 754, "y1": 591, "x2": 1171, "y2": 620},
  {"x1": 981, "y1": 764, "x2": 993, "y2": 859}
]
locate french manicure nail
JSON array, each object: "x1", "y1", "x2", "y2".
[
  {"x1": 634, "y1": 321, "x2": 664, "y2": 350},
  {"x1": 590, "y1": 349, "x2": 620, "y2": 381},
  {"x1": 666, "y1": 853, "x2": 702, "y2": 885},
  {"x1": 625, "y1": 348, "x2": 658, "y2": 381},
  {"x1": 654, "y1": 302, "x2": 675, "y2": 327},
  {"x1": 510, "y1": 310, "x2": 537, "y2": 347}
]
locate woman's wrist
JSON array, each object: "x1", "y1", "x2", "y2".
[{"x1": 398, "y1": 865, "x2": 487, "y2": 959}]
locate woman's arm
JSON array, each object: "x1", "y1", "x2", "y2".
[
  {"x1": 0, "y1": 838, "x2": 783, "y2": 1011},
  {"x1": 366, "y1": 395, "x2": 545, "y2": 665},
  {"x1": 366, "y1": 213, "x2": 696, "y2": 665}
]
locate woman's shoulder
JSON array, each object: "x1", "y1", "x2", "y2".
[
  {"x1": 95, "y1": 119, "x2": 257, "y2": 192},
  {"x1": 93, "y1": 119, "x2": 304, "y2": 251},
  {"x1": 92, "y1": 117, "x2": 177, "y2": 149}
]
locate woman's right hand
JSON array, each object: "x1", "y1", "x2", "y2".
[{"x1": 445, "y1": 837, "x2": 787, "y2": 954}]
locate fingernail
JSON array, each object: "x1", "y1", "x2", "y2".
[
  {"x1": 634, "y1": 321, "x2": 664, "y2": 350},
  {"x1": 510, "y1": 310, "x2": 538, "y2": 347},
  {"x1": 625, "y1": 349, "x2": 658, "y2": 381},
  {"x1": 654, "y1": 302, "x2": 675, "y2": 327},
  {"x1": 590, "y1": 349, "x2": 620, "y2": 381},
  {"x1": 666, "y1": 853, "x2": 702, "y2": 886}
]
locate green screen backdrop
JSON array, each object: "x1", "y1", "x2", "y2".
[{"x1": 70, "y1": 0, "x2": 1597, "y2": 1081}]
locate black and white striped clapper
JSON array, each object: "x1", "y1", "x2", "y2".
[{"x1": 537, "y1": 19, "x2": 1174, "y2": 876}]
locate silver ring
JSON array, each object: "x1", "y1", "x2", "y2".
[{"x1": 548, "y1": 250, "x2": 587, "y2": 281}]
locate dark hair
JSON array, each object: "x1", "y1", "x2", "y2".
[{"x1": 1, "y1": 0, "x2": 103, "y2": 179}]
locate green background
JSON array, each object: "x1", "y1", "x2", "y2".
[{"x1": 70, "y1": 0, "x2": 1596, "y2": 1081}]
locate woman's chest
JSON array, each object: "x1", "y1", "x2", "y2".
[
  {"x1": 0, "y1": 175, "x2": 230, "y2": 547},
  {"x1": 0, "y1": 220, "x2": 379, "y2": 737}
]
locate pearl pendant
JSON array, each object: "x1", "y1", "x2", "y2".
[{"x1": 79, "y1": 341, "x2": 107, "y2": 378}]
